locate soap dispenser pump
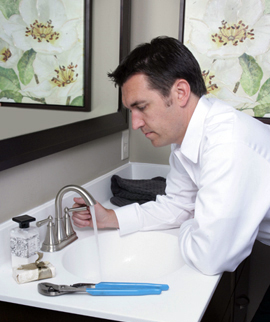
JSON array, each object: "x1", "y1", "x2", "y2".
[{"x1": 10, "y1": 215, "x2": 40, "y2": 267}]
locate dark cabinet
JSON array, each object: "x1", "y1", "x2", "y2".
[
  {"x1": 0, "y1": 301, "x2": 115, "y2": 322},
  {"x1": 201, "y1": 257, "x2": 250, "y2": 322}
]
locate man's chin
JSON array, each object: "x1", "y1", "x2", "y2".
[{"x1": 150, "y1": 139, "x2": 168, "y2": 148}]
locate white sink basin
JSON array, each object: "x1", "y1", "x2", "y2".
[{"x1": 62, "y1": 230, "x2": 184, "y2": 282}]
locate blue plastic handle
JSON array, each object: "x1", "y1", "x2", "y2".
[
  {"x1": 95, "y1": 282, "x2": 169, "y2": 291},
  {"x1": 86, "y1": 288, "x2": 162, "y2": 296}
]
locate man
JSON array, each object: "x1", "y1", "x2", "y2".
[{"x1": 72, "y1": 36, "x2": 270, "y2": 277}]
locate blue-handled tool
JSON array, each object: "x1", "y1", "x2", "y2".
[
  {"x1": 38, "y1": 282, "x2": 169, "y2": 296},
  {"x1": 85, "y1": 288, "x2": 162, "y2": 296},
  {"x1": 92, "y1": 282, "x2": 169, "y2": 291}
]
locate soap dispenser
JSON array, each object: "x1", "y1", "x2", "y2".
[{"x1": 10, "y1": 215, "x2": 40, "y2": 267}]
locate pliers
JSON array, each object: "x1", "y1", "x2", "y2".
[{"x1": 38, "y1": 282, "x2": 169, "y2": 296}]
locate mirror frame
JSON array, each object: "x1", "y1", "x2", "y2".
[{"x1": 0, "y1": 0, "x2": 131, "y2": 172}]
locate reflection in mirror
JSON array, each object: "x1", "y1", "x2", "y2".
[
  {"x1": 0, "y1": 0, "x2": 130, "y2": 171},
  {"x1": 0, "y1": 0, "x2": 121, "y2": 140}
]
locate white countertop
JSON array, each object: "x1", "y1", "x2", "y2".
[{"x1": 0, "y1": 163, "x2": 221, "y2": 322}]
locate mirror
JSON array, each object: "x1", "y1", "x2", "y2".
[{"x1": 0, "y1": 0, "x2": 130, "y2": 171}]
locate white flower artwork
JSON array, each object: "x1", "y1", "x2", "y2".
[
  {"x1": 182, "y1": 0, "x2": 270, "y2": 118},
  {"x1": 0, "y1": 0, "x2": 89, "y2": 110}
]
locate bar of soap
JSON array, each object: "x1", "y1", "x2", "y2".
[{"x1": 12, "y1": 261, "x2": 56, "y2": 284}]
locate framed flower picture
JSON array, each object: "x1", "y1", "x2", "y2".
[
  {"x1": 179, "y1": 0, "x2": 270, "y2": 124},
  {"x1": 0, "y1": 0, "x2": 91, "y2": 111}
]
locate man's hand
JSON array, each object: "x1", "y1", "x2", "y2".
[{"x1": 71, "y1": 197, "x2": 119, "y2": 229}]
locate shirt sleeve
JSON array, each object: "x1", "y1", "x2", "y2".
[
  {"x1": 178, "y1": 142, "x2": 270, "y2": 275},
  {"x1": 115, "y1": 151, "x2": 197, "y2": 236}
]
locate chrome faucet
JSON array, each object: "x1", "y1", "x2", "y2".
[{"x1": 37, "y1": 185, "x2": 96, "y2": 252}]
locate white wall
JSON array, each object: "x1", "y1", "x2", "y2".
[{"x1": 129, "y1": 0, "x2": 180, "y2": 165}]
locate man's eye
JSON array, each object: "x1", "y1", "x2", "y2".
[{"x1": 137, "y1": 106, "x2": 146, "y2": 110}]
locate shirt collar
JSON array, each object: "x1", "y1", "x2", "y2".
[{"x1": 177, "y1": 96, "x2": 212, "y2": 163}]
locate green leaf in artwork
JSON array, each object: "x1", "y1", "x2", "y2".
[
  {"x1": 18, "y1": 49, "x2": 37, "y2": 85},
  {"x1": 70, "y1": 96, "x2": 84, "y2": 106},
  {"x1": 0, "y1": 90, "x2": 23, "y2": 103},
  {"x1": 239, "y1": 53, "x2": 263, "y2": 96},
  {"x1": 253, "y1": 104, "x2": 270, "y2": 117},
  {"x1": 0, "y1": 66, "x2": 21, "y2": 91},
  {"x1": 0, "y1": 0, "x2": 20, "y2": 19},
  {"x1": 256, "y1": 78, "x2": 270, "y2": 105},
  {"x1": 264, "y1": 0, "x2": 270, "y2": 14},
  {"x1": 254, "y1": 78, "x2": 270, "y2": 117}
]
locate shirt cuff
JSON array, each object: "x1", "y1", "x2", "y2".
[{"x1": 115, "y1": 204, "x2": 141, "y2": 236}]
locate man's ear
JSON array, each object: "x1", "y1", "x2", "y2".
[{"x1": 174, "y1": 79, "x2": 191, "y2": 107}]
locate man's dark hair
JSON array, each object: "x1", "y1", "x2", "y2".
[{"x1": 108, "y1": 36, "x2": 207, "y2": 98}]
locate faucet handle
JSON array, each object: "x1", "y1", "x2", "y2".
[
  {"x1": 36, "y1": 215, "x2": 54, "y2": 227},
  {"x1": 65, "y1": 206, "x2": 88, "y2": 213},
  {"x1": 36, "y1": 216, "x2": 58, "y2": 252}
]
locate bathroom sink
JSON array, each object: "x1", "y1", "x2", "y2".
[{"x1": 62, "y1": 230, "x2": 184, "y2": 282}]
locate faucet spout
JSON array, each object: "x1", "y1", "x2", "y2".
[
  {"x1": 37, "y1": 184, "x2": 96, "y2": 252},
  {"x1": 55, "y1": 185, "x2": 96, "y2": 243}
]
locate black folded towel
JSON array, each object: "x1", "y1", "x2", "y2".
[{"x1": 110, "y1": 175, "x2": 166, "y2": 207}]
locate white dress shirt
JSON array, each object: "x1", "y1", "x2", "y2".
[{"x1": 115, "y1": 96, "x2": 270, "y2": 275}]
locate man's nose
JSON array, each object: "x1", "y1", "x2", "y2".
[{"x1": 131, "y1": 111, "x2": 145, "y2": 130}]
